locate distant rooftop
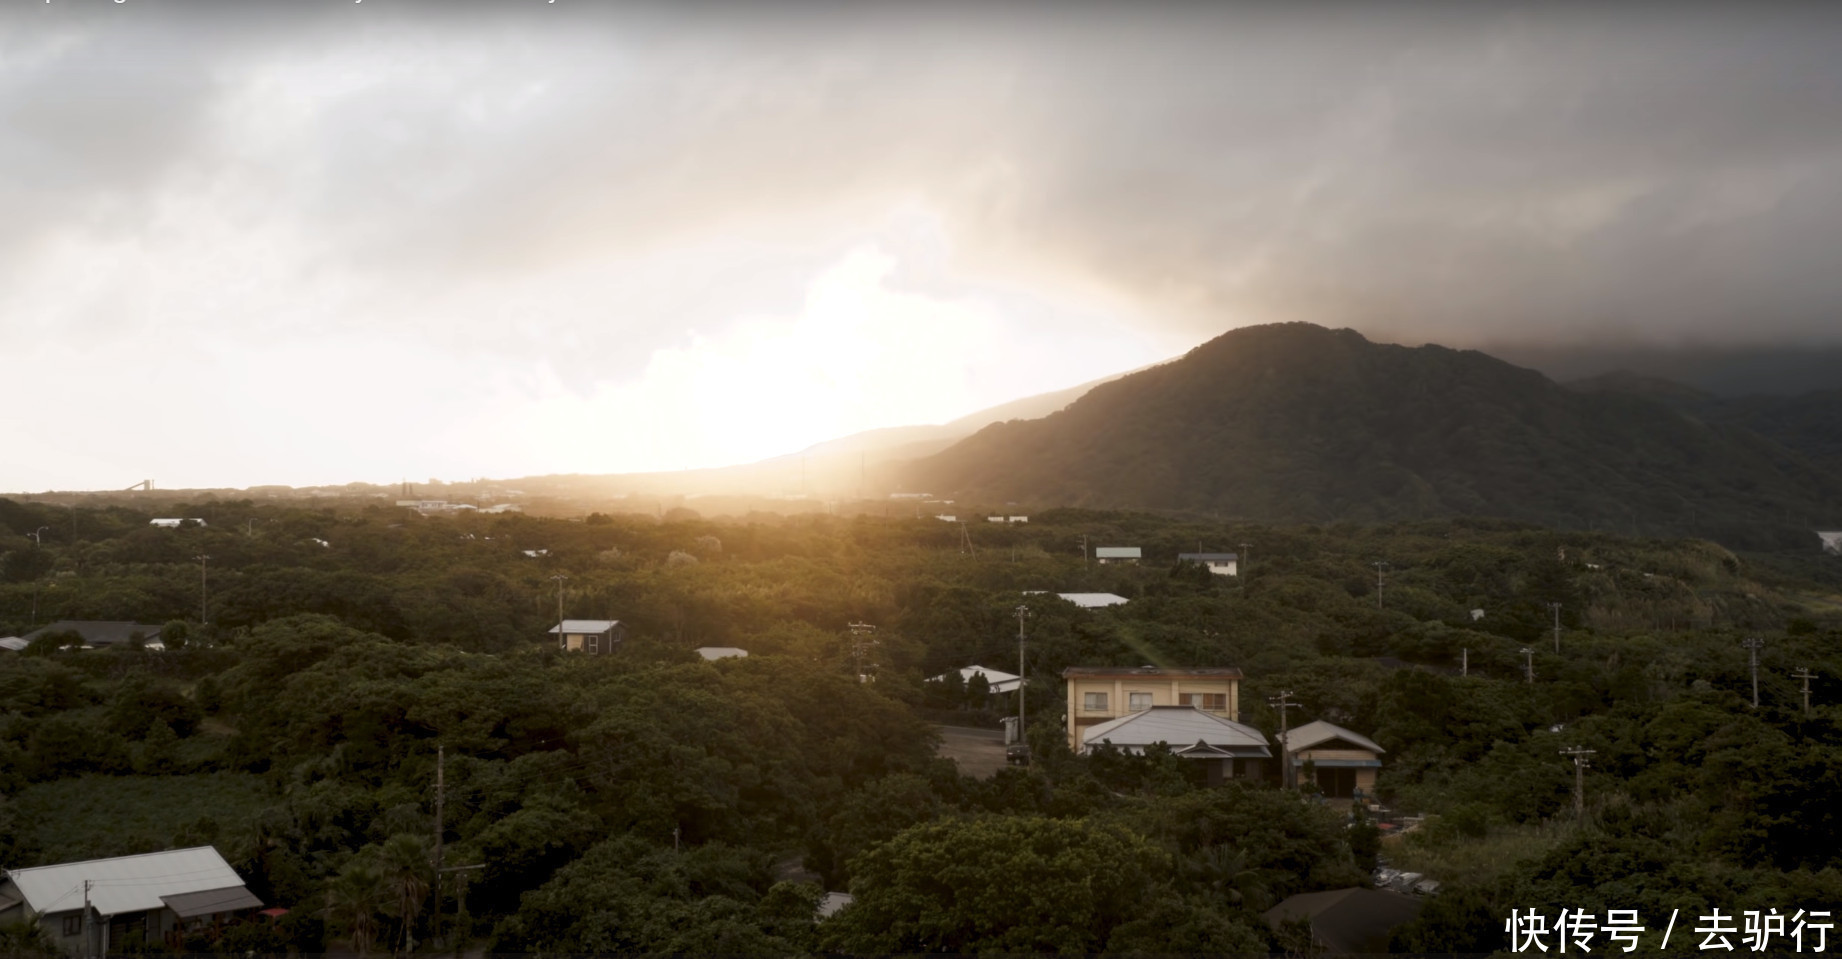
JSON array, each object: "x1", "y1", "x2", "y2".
[
  {"x1": 549, "y1": 620, "x2": 622, "y2": 634},
  {"x1": 1063, "y1": 666, "x2": 1244, "y2": 679}
]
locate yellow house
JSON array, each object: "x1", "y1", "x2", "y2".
[
  {"x1": 1062, "y1": 666, "x2": 1243, "y2": 750},
  {"x1": 1276, "y1": 720, "x2": 1385, "y2": 797}
]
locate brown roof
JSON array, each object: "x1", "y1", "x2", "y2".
[{"x1": 1061, "y1": 666, "x2": 1244, "y2": 679}]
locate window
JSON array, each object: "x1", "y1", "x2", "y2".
[
  {"x1": 1083, "y1": 692, "x2": 1108, "y2": 711},
  {"x1": 1182, "y1": 693, "x2": 1228, "y2": 711},
  {"x1": 1128, "y1": 692, "x2": 1153, "y2": 712},
  {"x1": 588, "y1": 635, "x2": 598, "y2": 654},
  {"x1": 63, "y1": 916, "x2": 81, "y2": 937}
]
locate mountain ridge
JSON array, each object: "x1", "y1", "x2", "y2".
[{"x1": 906, "y1": 323, "x2": 1842, "y2": 549}]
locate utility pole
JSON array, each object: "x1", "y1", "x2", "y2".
[
  {"x1": 550, "y1": 574, "x2": 568, "y2": 647},
  {"x1": 1520, "y1": 647, "x2": 1535, "y2": 684},
  {"x1": 1015, "y1": 605, "x2": 1030, "y2": 745},
  {"x1": 1372, "y1": 561, "x2": 1389, "y2": 609},
  {"x1": 1794, "y1": 667, "x2": 1817, "y2": 718},
  {"x1": 1239, "y1": 542, "x2": 1251, "y2": 591},
  {"x1": 432, "y1": 746, "x2": 445, "y2": 945},
  {"x1": 1549, "y1": 602, "x2": 1563, "y2": 654},
  {"x1": 1560, "y1": 746, "x2": 1595, "y2": 819},
  {"x1": 195, "y1": 554, "x2": 210, "y2": 624},
  {"x1": 1269, "y1": 690, "x2": 1299, "y2": 789},
  {"x1": 83, "y1": 879, "x2": 93, "y2": 959},
  {"x1": 1079, "y1": 534, "x2": 1089, "y2": 567},
  {"x1": 1461, "y1": 647, "x2": 1468, "y2": 677},
  {"x1": 1742, "y1": 637, "x2": 1765, "y2": 708},
  {"x1": 848, "y1": 622, "x2": 878, "y2": 682}
]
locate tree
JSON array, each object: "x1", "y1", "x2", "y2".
[
  {"x1": 820, "y1": 815, "x2": 1173, "y2": 955},
  {"x1": 377, "y1": 833, "x2": 433, "y2": 956},
  {"x1": 324, "y1": 859, "x2": 386, "y2": 958}
]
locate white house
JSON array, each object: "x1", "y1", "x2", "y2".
[
  {"x1": 1024, "y1": 591, "x2": 1130, "y2": 609},
  {"x1": 928, "y1": 665, "x2": 1023, "y2": 695},
  {"x1": 147, "y1": 518, "x2": 206, "y2": 529},
  {"x1": 1177, "y1": 552, "x2": 1239, "y2": 576},
  {"x1": 0, "y1": 847, "x2": 261, "y2": 956},
  {"x1": 1079, "y1": 705, "x2": 1272, "y2": 785}
]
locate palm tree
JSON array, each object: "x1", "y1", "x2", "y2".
[
  {"x1": 324, "y1": 860, "x2": 386, "y2": 958},
  {"x1": 378, "y1": 833, "x2": 434, "y2": 956}
]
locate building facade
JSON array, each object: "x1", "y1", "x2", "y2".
[{"x1": 1062, "y1": 666, "x2": 1243, "y2": 749}]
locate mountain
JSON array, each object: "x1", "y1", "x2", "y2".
[
  {"x1": 1565, "y1": 373, "x2": 1842, "y2": 476},
  {"x1": 906, "y1": 324, "x2": 1842, "y2": 549}
]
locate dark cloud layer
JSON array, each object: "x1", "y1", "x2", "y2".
[{"x1": 6, "y1": 1, "x2": 1842, "y2": 354}]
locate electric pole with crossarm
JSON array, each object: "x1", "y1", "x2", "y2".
[
  {"x1": 1270, "y1": 690, "x2": 1300, "y2": 789},
  {"x1": 1560, "y1": 746, "x2": 1595, "y2": 819},
  {"x1": 1743, "y1": 637, "x2": 1765, "y2": 708}
]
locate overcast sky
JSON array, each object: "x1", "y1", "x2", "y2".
[{"x1": 6, "y1": 2, "x2": 1842, "y2": 491}]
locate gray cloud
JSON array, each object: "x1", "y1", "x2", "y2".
[{"x1": 6, "y1": 1, "x2": 1842, "y2": 361}]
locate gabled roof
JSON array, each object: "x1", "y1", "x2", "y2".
[
  {"x1": 1264, "y1": 888, "x2": 1423, "y2": 955},
  {"x1": 1082, "y1": 706, "x2": 1271, "y2": 757},
  {"x1": 548, "y1": 620, "x2": 622, "y2": 634},
  {"x1": 18, "y1": 622, "x2": 164, "y2": 648},
  {"x1": 3, "y1": 847, "x2": 251, "y2": 918},
  {"x1": 928, "y1": 665, "x2": 1022, "y2": 694},
  {"x1": 1277, "y1": 720, "x2": 1384, "y2": 754}
]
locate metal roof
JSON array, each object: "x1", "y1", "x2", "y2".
[
  {"x1": 1177, "y1": 552, "x2": 1239, "y2": 562},
  {"x1": 161, "y1": 886, "x2": 264, "y2": 919},
  {"x1": 1055, "y1": 592, "x2": 1130, "y2": 608},
  {"x1": 4, "y1": 847, "x2": 248, "y2": 918},
  {"x1": 548, "y1": 620, "x2": 622, "y2": 634},
  {"x1": 18, "y1": 622, "x2": 164, "y2": 648},
  {"x1": 1082, "y1": 706, "x2": 1271, "y2": 757},
  {"x1": 0, "y1": 637, "x2": 27, "y2": 652},
  {"x1": 928, "y1": 665, "x2": 1023, "y2": 694},
  {"x1": 1277, "y1": 720, "x2": 1385, "y2": 755},
  {"x1": 694, "y1": 646, "x2": 748, "y2": 660},
  {"x1": 1063, "y1": 665, "x2": 1244, "y2": 679},
  {"x1": 1095, "y1": 547, "x2": 1141, "y2": 558}
]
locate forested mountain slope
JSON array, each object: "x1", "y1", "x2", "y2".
[{"x1": 909, "y1": 324, "x2": 1842, "y2": 549}]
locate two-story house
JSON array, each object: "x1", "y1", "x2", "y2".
[{"x1": 1062, "y1": 666, "x2": 1243, "y2": 748}]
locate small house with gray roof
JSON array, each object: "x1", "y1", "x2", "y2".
[{"x1": 0, "y1": 846, "x2": 261, "y2": 956}]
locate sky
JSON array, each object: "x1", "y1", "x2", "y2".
[{"x1": 5, "y1": 2, "x2": 1842, "y2": 491}]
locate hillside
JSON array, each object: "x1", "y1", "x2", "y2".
[{"x1": 908, "y1": 324, "x2": 1842, "y2": 549}]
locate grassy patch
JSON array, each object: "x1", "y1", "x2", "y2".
[
  {"x1": 12, "y1": 772, "x2": 273, "y2": 866},
  {"x1": 1382, "y1": 822, "x2": 1571, "y2": 888}
]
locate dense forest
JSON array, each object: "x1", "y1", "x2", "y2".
[{"x1": 3, "y1": 494, "x2": 1842, "y2": 955}]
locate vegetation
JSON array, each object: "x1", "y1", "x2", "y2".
[
  {"x1": 910, "y1": 323, "x2": 1842, "y2": 549},
  {"x1": 2, "y1": 492, "x2": 1841, "y2": 954}
]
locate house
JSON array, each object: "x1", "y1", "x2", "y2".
[
  {"x1": 1263, "y1": 888, "x2": 1423, "y2": 955},
  {"x1": 1819, "y1": 531, "x2": 1842, "y2": 555},
  {"x1": 1176, "y1": 552, "x2": 1239, "y2": 576},
  {"x1": 1275, "y1": 720, "x2": 1385, "y2": 797},
  {"x1": 1062, "y1": 666, "x2": 1243, "y2": 749},
  {"x1": 147, "y1": 518, "x2": 206, "y2": 529},
  {"x1": 0, "y1": 637, "x2": 27, "y2": 652},
  {"x1": 1024, "y1": 591, "x2": 1130, "y2": 609},
  {"x1": 1095, "y1": 546, "x2": 1141, "y2": 564},
  {"x1": 0, "y1": 846, "x2": 262, "y2": 956},
  {"x1": 1078, "y1": 706, "x2": 1272, "y2": 784},
  {"x1": 694, "y1": 646, "x2": 748, "y2": 661},
  {"x1": 928, "y1": 665, "x2": 1023, "y2": 695},
  {"x1": 549, "y1": 620, "x2": 625, "y2": 654},
  {"x1": 18, "y1": 621, "x2": 165, "y2": 651}
]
